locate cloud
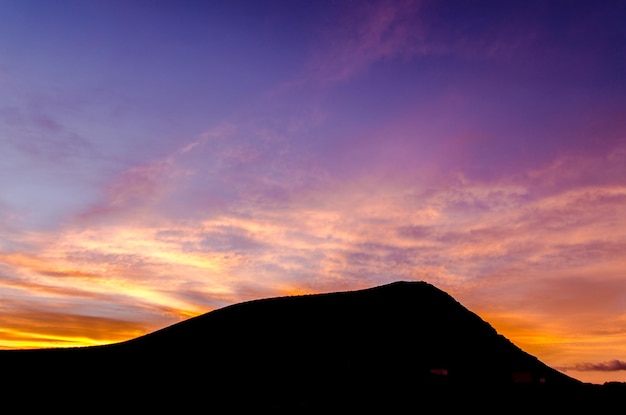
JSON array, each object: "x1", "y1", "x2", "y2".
[
  {"x1": 305, "y1": 0, "x2": 424, "y2": 83},
  {"x1": 558, "y1": 360, "x2": 626, "y2": 372},
  {"x1": 0, "y1": 303, "x2": 156, "y2": 349},
  {"x1": 0, "y1": 106, "x2": 94, "y2": 162},
  {"x1": 301, "y1": 0, "x2": 580, "y2": 85},
  {"x1": 3, "y1": 144, "x2": 626, "y2": 353},
  {"x1": 2, "y1": 81, "x2": 625, "y2": 357},
  {"x1": 76, "y1": 143, "x2": 198, "y2": 223}
]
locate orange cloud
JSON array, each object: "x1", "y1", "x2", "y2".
[
  {"x1": 0, "y1": 310, "x2": 150, "y2": 349},
  {"x1": 1, "y1": 146, "x2": 625, "y2": 385}
]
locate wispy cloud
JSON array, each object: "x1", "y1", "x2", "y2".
[
  {"x1": 300, "y1": 0, "x2": 557, "y2": 85},
  {"x1": 0, "y1": 106, "x2": 94, "y2": 162},
  {"x1": 304, "y1": 0, "x2": 424, "y2": 83}
]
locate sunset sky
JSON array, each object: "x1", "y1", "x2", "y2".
[{"x1": 1, "y1": 0, "x2": 625, "y2": 384}]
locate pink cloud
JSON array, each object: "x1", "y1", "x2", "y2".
[
  {"x1": 301, "y1": 0, "x2": 557, "y2": 85},
  {"x1": 76, "y1": 156, "x2": 187, "y2": 224},
  {"x1": 306, "y1": 0, "x2": 423, "y2": 83}
]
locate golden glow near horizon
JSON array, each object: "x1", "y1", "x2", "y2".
[{"x1": 0, "y1": 328, "x2": 122, "y2": 350}]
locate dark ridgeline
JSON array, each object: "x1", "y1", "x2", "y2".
[{"x1": 0, "y1": 281, "x2": 623, "y2": 412}]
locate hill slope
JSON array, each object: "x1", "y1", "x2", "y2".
[{"x1": 0, "y1": 281, "x2": 622, "y2": 411}]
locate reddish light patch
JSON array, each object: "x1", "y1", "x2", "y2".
[{"x1": 512, "y1": 372, "x2": 533, "y2": 383}]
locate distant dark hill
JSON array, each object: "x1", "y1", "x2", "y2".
[{"x1": 1, "y1": 281, "x2": 623, "y2": 412}]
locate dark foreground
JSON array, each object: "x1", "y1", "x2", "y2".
[{"x1": 1, "y1": 281, "x2": 624, "y2": 412}]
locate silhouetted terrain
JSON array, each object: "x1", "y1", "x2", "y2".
[{"x1": 1, "y1": 281, "x2": 623, "y2": 412}]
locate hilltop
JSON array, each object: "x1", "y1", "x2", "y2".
[{"x1": 1, "y1": 281, "x2": 623, "y2": 412}]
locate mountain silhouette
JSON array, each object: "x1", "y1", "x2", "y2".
[{"x1": 1, "y1": 281, "x2": 623, "y2": 412}]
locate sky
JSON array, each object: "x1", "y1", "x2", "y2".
[{"x1": 0, "y1": 0, "x2": 625, "y2": 384}]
